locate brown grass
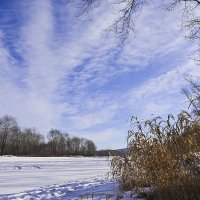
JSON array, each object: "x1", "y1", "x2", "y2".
[{"x1": 111, "y1": 112, "x2": 200, "y2": 200}]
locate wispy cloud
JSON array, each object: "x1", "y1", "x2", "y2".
[
  {"x1": 126, "y1": 60, "x2": 200, "y2": 118},
  {"x1": 74, "y1": 128, "x2": 125, "y2": 149},
  {"x1": 0, "y1": 0, "x2": 199, "y2": 149}
]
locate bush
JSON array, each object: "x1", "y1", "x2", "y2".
[{"x1": 111, "y1": 112, "x2": 200, "y2": 200}]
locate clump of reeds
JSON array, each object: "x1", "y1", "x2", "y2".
[{"x1": 111, "y1": 111, "x2": 200, "y2": 200}]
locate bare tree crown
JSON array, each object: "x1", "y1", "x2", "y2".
[{"x1": 73, "y1": 0, "x2": 200, "y2": 44}]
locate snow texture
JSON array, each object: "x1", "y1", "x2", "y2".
[{"x1": 0, "y1": 157, "x2": 137, "y2": 200}]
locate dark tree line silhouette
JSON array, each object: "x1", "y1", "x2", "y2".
[{"x1": 0, "y1": 115, "x2": 96, "y2": 156}]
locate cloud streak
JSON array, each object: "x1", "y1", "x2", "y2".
[{"x1": 0, "y1": 0, "x2": 199, "y2": 149}]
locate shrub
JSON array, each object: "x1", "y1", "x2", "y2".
[{"x1": 111, "y1": 112, "x2": 200, "y2": 200}]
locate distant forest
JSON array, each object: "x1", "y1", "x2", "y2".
[{"x1": 0, "y1": 115, "x2": 96, "y2": 156}]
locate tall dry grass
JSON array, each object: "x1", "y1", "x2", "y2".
[{"x1": 111, "y1": 112, "x2": 200, "y2": 200}]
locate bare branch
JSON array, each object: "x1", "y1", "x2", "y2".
[{"x1": 76, "y1": 0, "x2": 200, "y2": 46}]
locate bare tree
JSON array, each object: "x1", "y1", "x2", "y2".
[
  {"x1": 48, "y1": 129, "x2": 62, "y2": 155},
  {"x1": 70, "y1": 136, "x2": 81, "y2": 155},
  {"x1": 0, "y1": 115, "x2": 18, "y2": 156},
  {"x1": 0, "y1": 115, "x2": 97, "y2": 156},
  {"x1": 6, "y1": 125, "x2": 21, "y2": 155},
  {"x1": 19, "y1": 128, "x2": 44, "y2": 155},
  {"x1": 182, "y1": 76, "x2": 200, "y2": 116},
  {"x1": 84, "y1": 139, "x2": 96, "y2": 156},
  {"x1": 74, "y1": 0, "x2": 200, "y2": 44}
]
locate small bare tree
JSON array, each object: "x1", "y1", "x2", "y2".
[
  {"x1": 0, "y1": 115, "x2": 18, "y2": 156},
  {"x1": 182, "y1": 76, "x2": 200, "y2": 117}
]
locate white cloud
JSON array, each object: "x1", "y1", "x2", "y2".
[
  {"x1": 0, "y1": 0, "x2": 199, "y2": 149},
  {"x1": 116, "y1": 4, "x2": 194, "y2": 70},
  {"x1": 68, "y1": 104, "x2": 119, "y2": 129},
  {"x1": 0, "y1": 0, "x2": 117, "y2": 133},
  {"x1": 74, "y1": 128, "x2": 124, "y2": 149},
  {"x1": 126, "y1": 60, "x2": 200, "y2": 118}
]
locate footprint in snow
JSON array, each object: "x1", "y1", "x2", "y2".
[
  {"x1": 32, "y1": 165, "x2": 41, "y2": 169},
  {"x1": 14, "y1": 166, "x2": 22, "y2": 170}
]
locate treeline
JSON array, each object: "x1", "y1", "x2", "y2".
[
  {"x1": 96, "y1": 148, "x2": 127, "y2": 156},
  {"x1": 0, "y1": 115, "x2": 96, "y2": 156}
]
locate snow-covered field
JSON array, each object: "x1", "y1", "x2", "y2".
[{"x1": 0, "y1": 156, "x2": 136, "y2": 199}]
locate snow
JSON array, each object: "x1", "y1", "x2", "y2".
[
  {"x1": 1, "y1": 178, "x2": 119, "y2": 200},
  {"x1": 0, "y1": 157, "x2": 138, "y2": 200}
]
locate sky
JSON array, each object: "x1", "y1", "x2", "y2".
[{"x1": 0, "y1": 0, "x2": 199, "y2": 150}]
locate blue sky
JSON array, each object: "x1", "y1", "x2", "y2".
[{"x1": 0, "y1": 0, "x2": 199, "y2": 149}]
